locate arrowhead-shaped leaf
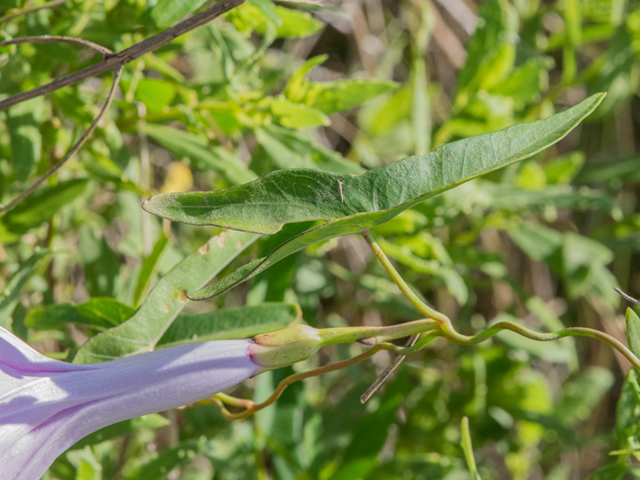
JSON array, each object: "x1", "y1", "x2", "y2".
[{"x1": 143, "y1": 94, "x2": 605, "y2": 299}]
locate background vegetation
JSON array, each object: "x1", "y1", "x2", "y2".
[{"x1": 1, "y1": 0, "x2": 640, "y2": 478}]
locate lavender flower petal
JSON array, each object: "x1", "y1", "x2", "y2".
[{"x1": 0, "y1": 327, "x2": 258, "y2": 480}]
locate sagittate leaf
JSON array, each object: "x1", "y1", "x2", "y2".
[
  {"x1": 73, "y1": 231, "x2": 259, "y2": 363},
  {"x1": 143, "y1": 94, "x2": 605, "y2": 299}
]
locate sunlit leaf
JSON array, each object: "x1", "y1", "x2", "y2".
[{"x1": 144, "y1": 94, "x2": 604, "y2": 298}]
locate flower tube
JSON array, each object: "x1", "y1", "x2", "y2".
[
  {"x1": 1, "y1": 318, "x2": 438, "y2": 479},
  {"x1": 0, "y1": 327, "x2": 259, "y2": 480}
]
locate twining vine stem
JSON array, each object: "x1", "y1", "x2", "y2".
[
  {"x1": 362, "y1": 229, "x2": 640, "y2": 368},
  {"x1": 208, "y1": 231, "x2": 640, "y2": 420}
]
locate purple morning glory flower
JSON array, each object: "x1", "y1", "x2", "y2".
[{"x1": 0, "y1": 326, "x2": 259, "y2": 480}]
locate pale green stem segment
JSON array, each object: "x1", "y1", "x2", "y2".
[
  {"x1": 461, "y1": 417, "x2": 482, "y2": 480},
  {"x1": 315, "y1": 320, "x2": 438, "y2": 346},
  {"x1": 361, "y1": 229, "x2": 449, "y2": 325}
]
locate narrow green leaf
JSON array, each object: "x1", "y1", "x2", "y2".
[
  {"x1": 143, "y1": 124, "x2": 257, "y2": 184},
  {"x1": 0, "y1": 179, "x2": 89, "y2": 243},
  {"x1": 7, "y1": 100, "x2": 42, "y2": 182},
  {"x1": 330, "y1": 373, "x2": 407, "y2": 480},
  {"x1": 146, "y1": 94, "x2": 603, "y2": 233},
  {"x1": 457, "y1": 0, "x2": 517, "y2": 94},
  {"x1": 126, "y1": 438, "x2": 207, "y2": 480},
  {"x1": 589, "y1": 464, "x2": 626, "y2": 480},
  {"x1": 271, "y1": 6, "x2": 323, "y2": 38},
  {"x1": 156, "y1": 303, "x2": 299, "y2": 348},
  {"x1": 376, "y1": 237, "x2": 467, "y2": 304},
  {"x1": 255, "y1": 125, "x2": 364, "y2": 173},
  {"x1": 284, "y1": 54, "x2": 328, "y2": 102},
  {"x1": 135, "y1": 78, "x2": 176, "y2": 112},
  {"x1": 0, "y1": 249, "x2": 52, "y2": 329},
  {"x1": 25, "y1": 298, "x2": 135, "y2": 331},
  {"x1": 133, "y1": 234, "x2": 170, "y2": 307},
  {"x1": 144, "y1": 95, "x2": 604, "y2": 298},
  {"x1": 460, "y1": 417, "x2": 482, "y2": 480},
  {"x1": 305, "y1": 79, "x2": 398, "y2": 115},
  {"x1": 616, "y1": 369, "x2": 640, "y2": 455},
  {"x1": 67, "y1": 446, "x2": 101, "y2": 480},
  {"x1": 73, "y1": 231, "x2": 259, "y2": 363},
  {"x1": 269, "y1": 97, "x2": 330, "y2": 129},
  {"x1": 627, "y1": 308, "x2": 640, "y2": 359},
  {"x1": 249, "y1": 0, "x2": 281, "y2": 26}
]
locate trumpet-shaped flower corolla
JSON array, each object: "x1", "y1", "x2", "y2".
[{"x1": 0, "y1": 327, "x2": 260, "y2": 480}]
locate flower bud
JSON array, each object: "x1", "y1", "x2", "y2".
[{"x1": 249, "y1": 324, "x2": 323, "y2": 370}]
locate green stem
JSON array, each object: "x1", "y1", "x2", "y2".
[
  {"x1": 362, "y1": 229, "x2": 640, "y2": 370},
  {"x1": 317, "y1": 319, "x2": 439, "y2": 346},
  {"x1": 461, "y1": 417, "x2": 482, "y2": 480},
  {"x1": 362, "y1": 230, "x2": 449, "y2": 326},
  {"x1": 444, "y1": 320, "x2": 640, "y2": 370}
]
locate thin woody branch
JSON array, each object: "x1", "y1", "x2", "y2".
[
  {"x1": 0, "y1": 67, "x2": 123, "y2": 213},
  {"x1": 0, "y1": 0, "x2": 71, "y2": 25},
  {"x1": 0, "y1": 0, "x2": 246, "y2": 111}
]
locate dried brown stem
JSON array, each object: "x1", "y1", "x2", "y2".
[
  {"x1": 615, "y1": 287, "x2": 640, "y2": 306},
  {"x1": 0, "y1": 36, "x2": 113, "y2": 57},
  {"x1": 360, "y1": 333, "x2": 419, "y2": 404},
  {"x1": 0, "y1": 0, "x2": 246, "y2": 111},
  {"x1": 0, "y1": 0, "x2": 71, "y2": 25},
  {"x1": 0, "y1": 67, "x2": 123, "y2": 213}
]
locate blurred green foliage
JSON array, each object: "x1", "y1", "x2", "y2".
[{"x1": 2, "y1": 0, "x2": 640, "y2": 478}]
